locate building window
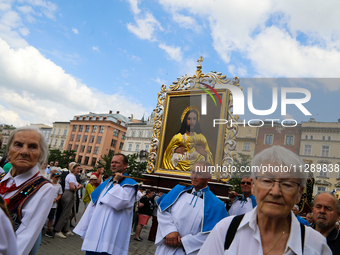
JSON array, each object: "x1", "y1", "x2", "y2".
[
  {"x1": 113, "y1": 129, "x2": 119, "y2": 137},
  {"x1": 139, "y1": 131, "x2": 143, "y2": 137},
  {"x1": 50, "y1": 139, "x2": 53, "y2": 145},
  {"x1": 73, "y1": 125, "x2": 77, "y2": 131},
  {"x1": 68, "y1": 144, "x2": 72, "y2": 150},
  {"x1": 93, "y1": 126, "x2": 97, "y2": 133},
  {"x1": 122, "y1": 132, "x2": 126, "y2": 140},
  {"x1": 103, "y1": 117, "x2": 107, "y2": 121},
  {"x1": 310, "y1": 136, "x2": 313, "y2": 140},
  {"x1": 322, "y1": 136, "x2": 325, "y2": 140},
  {"x1": 321, "y1": 146, "x2": 330, "y2": 157},
  {"x1": 285, "y1": 135, "x2": 294, "y2": 145},
  {"x1": 305, "y1": 135, "x2": 308, "y2": 139},
  {"x1": 60, "y1": 140, "x2": 64, "y2": 147},
  {"x1": 304, "y1": 145, "x2": 312, "y2": 156},
  {"x1": 99, "y1": 126, "x2": 104, "y2": 133},
  {"x1": 328, "y1": 136, "x2": 331, "y2": 140},
  {"x1": 91, "y1": 157, "x2": 97, "y2": 166},
  {"x1": 97, "y1": 136, "x2": 102, "y2": 144},
  {"x1": 84, "y1": 156, "x2": 89, "y2": 165},
  {"x1": 117, "y1": 120, "x2": 121, "y2": 125},
  {"x1": 94, "y1": 147, "x2": 99, "y2": 154},
  {"x1": 132, "y1": 131, "x2": 135, "y2": 137},
  {"x1": 136, "y1": 144, "x2": 140, "y2": 151},
  {"x1": 109, "y1": 150, "x2": 114, "y2": 157},
  {"x1": 54, "y1": 139, "x2": 58, "y2": 146},
  {"x1": 90, "y1": 136, "x2": 95, "y2": 143},
  {"x1": 119, "y1": 142, "x2": 124, "y2": 150},
  {"x1": 83, "y1": 135, "x2": 88, "y2": 142},
  {"x1": 80, "y1": 145, "x2": 85, "y2": 153},
  {"x1": 96, "y1": 117, "x2": 99, "y2": 121},
  {"x1": 78, "y1": 155, "x2": 83, "y2": 164},
  {"x1": 79, "y1": 125, "x2": 83, "y2": 132},
  {"x1": 244, "y1": 142, "x2": 250, "y2": 151},
  {"x1": 149, "y1": 131, "x2": 153, "y2": 138},
  {"x1": 70, "y1": 134, "x2": 75, "y2": 141},
  {"x1": 111, "y1": 139, "x2": 117, "y2": 147},
  {"x1": 77, "y1": 135, "x2": 81, "y2": 142},
  {"x1": 52, "y1": 129, "x2": 55, "y2": 135},
  {"x1": 85, "y1": 125, "x2": 90, "y2": 132},
  {"x1": 89, "y1": 117, "x2": 92, "y2": 121},
  {"x1": 265, "y1": 135, "x2": 273, "y2": 144},
  {"x1": 74, "y1": 145, "x2": 79, "y2": 152},
  {"x1": 128, "y1": 144, "x2": 132, "y2": 151},
  {"x1": 57, "y1": 129, "x2": 61, "y2": 135},
  {"x1": 145, "y1": 144, "x2": 149, "y2": 151},
  {"x1": 63, "y1": 129, "x2": 67, "y2": 136},
  {"x1": 87, "y1": 146, "x2": 92, "y2": 153},
  {"x1": 317, "y1": 186, "x2": 326, "y2": 193}
]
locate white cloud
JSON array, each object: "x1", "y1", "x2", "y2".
[
  {"x1": 127, "y1": 12, "x2": 163, "y2": 41},
  {"x1": 159, "y1": 43, "x2": 182, "y2": 61},
  {"x1": 92, "y1": 46, "x2": 99, "y2": 51},
  {"x1": 172, "y1": 13, "x2": 201, "y2": 33},
  {"x1": 22, "y1": 0, "x2": 58, "y2": 20},
  {"x1": 72, "y1": 28, "x2": 79, "y2": 34},
  {"x1": 0, "y1": 38, "x2": 146, "y2": 127},
  {"x1": 126, "y1": 0, "x2": 141, "y2": 15}
]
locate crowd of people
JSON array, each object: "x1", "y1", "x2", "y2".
[{"x1": 0, "y1": 128, "x2": 339, "y2": 255}]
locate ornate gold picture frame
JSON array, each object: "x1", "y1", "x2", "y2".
[{"x1": 147, "y1": 57, "x2": 240, "y2": 182}]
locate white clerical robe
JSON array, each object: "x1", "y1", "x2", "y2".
[
  {"x1": 73, "y1": 182, "x2": 136, "y2": 255},
  {"x1": 228, "y1": 197, "x2": 254, "y2": 216},
  {"x1": 155, "y1": 192, "x2": 208, "y2": 255}
]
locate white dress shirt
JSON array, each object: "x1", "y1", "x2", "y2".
[
  {"x1": 0, "y1": 165, "x2": 54, "y2": 255},
  {"x1": 198, "y1": 207, "x2": 332, "y2": 255}
]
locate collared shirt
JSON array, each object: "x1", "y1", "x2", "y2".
[
  {"x1": 0, "y1": 165, "x2": 54, "y2": 255},
  {"x1": 198, "y1": 207, "x2": 332, "y2": 255},
  {"x1": 228, "y1": 195, "x2": 255, "y2": 216}
]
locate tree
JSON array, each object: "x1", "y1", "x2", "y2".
[
  {"x1": 48, "y1": 149, "x2": 76, "y2": 169},
  {"x1": 125, "y1": 153, "x2": 147, "y2": 178},
  {"x1": 228, "y1": 153, "x2": 252, "y2": 194},
  {"x1": 97, "y1": 154, "x2": 114, "y2": 175}
]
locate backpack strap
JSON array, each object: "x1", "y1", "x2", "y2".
[
  {"x1": 300, "y1": 223, "x2": 305, "y2": 253},
  {"x1": 224, "y1": 214, "x2": 245, "y2": 250}
]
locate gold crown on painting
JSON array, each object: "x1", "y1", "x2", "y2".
[{"x1": 180, "y1": 106, "x2": 201, "y2": 123}]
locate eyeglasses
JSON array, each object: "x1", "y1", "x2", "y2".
[
  {"x1": 240, "y1": 181, "x2": 251, "y2": 185},
  {"x1": 255, "y1": 177, "x2": 300, "y2": 193}
]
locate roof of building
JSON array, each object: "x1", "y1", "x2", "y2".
[{"x1": 73, "y1": 111, "x2": 130, "y2": 126}]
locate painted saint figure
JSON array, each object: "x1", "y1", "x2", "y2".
[{"x1": 162, "y1": 106, "x2": 213, "y2": 171}]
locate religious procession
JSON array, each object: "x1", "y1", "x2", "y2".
[{"x1": 0, "y1": 59, "x2": 339, "y2": 255}]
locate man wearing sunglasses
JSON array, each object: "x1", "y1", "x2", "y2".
[{"x1": 228, "y1": 176, "x2": 257, "y2": 216}]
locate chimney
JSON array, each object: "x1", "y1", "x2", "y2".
[
  {"x1": 109, "y1": 110, "x2": 112, "y2": 114},
  {"x1": 116, "y1": 111, "x2": 120, "y2": 114}
]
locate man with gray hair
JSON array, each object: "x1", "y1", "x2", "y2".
[
  {"x1": 228, "y1": 175, "x2": 257, "y2": 216},
  {"x1": 313, "y1": 192, "x2": 340, "y2": 254},
  {"x1": 306, "y1": 212, "x2": 314, "y2": 226},
  {"x1": 155, "y1": 161, "x2": 228, "y2": 255},
  {"x1": 292, "y1": 204, "x2": 310, "y2": 226}
]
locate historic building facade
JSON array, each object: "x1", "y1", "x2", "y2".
[{"x1": 49, "y1": 122, "x2": 70, "y2": 151}]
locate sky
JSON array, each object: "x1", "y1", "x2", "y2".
[{"x1": 1, "y1": 0, "x2": 340, "y2": 127}]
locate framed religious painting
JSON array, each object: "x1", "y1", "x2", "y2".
[{"x1": 146, "y1": 57, "x2": 240, "y2": 182}]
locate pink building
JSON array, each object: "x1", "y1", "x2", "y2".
[{"x1": 64, "y1": 111, "x2": 129, "y2": 171}]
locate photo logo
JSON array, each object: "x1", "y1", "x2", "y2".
[{"x1": 198, "y1": 82, "x2": 222, "y2": 115}]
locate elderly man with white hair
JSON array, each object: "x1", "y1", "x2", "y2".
[
  {"x1": 292, "y1": 204, "x2": 310, "y2": 226},
  {"x1": 199, "y1": 146, "x2": 331, "y2": 255},
  {"x1": 155, "y1": 161, "x2": 228, "y2": 255}
]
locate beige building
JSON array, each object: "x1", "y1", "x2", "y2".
[
  {"x1": 233, "y1": 124, "x2": 258, "y2": 160},
  {"x1": 49, "y1": 122, "x2": 71, "y2": 151},
  {"x1": 64, "y1": 111, "x2": 129, "y2": 171},
  {"x1": 30, "y1": 123, "x2": 52, "y2": 144},
  {"x1": 121, "y1": 114, "x2": 154, "y2": 162},
  {"x1": 0, "y1": 125, "x2": 15, "y2": 150},
  {"x1": 299, "y1": 119, "x2": 340, "y2": 195}
]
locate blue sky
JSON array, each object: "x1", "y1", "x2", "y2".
[{"x1": 0, "y1": 0, "x2": 340, "y2": 127}]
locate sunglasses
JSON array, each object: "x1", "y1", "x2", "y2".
[
  {"x1": 240, "y1": 181, "x2": 251, "y2": 185},
  {"x1": 52, "y1": 173, "x2": 61, "y2": 177}
]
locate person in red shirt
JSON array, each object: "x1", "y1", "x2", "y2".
[{"x1": 91, "y1": 165, "x2": 104, "y2": 188}]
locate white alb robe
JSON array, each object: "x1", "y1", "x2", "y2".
[
  {"x1": 73, "y1": 182, "x2": 136, "y2": 255},
  {"x1": 155, "y1": 192, "x2": 208, "y2": 255},
  {"x1": 228, "y1": 197, "x2": 254, "y2": 216}
]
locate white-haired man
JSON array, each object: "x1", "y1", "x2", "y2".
[{"x1": 292, "y1": 204, "x2": 310, "y2": 226}]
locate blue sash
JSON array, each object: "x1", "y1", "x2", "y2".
[
  {"x1": 157, "y1": 184, "x2": 228, "y2": 233},
  {"x1": 91, "y1": 174, "x2": 138, "y2": 205}
]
